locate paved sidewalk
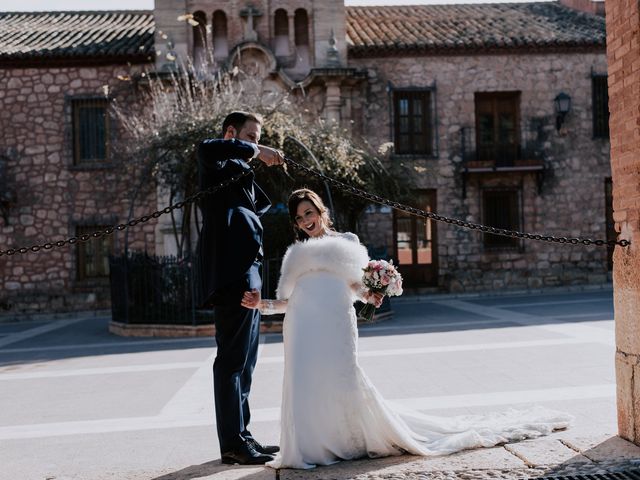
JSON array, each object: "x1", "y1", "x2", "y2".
[{"x1": 2, "y1": 288, "x2": 640, "y2": 480}]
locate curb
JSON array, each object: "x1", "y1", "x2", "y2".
[{"x1": 108, "y1": 311, "x2": 394, "y2": 338}]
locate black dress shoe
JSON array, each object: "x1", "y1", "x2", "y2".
[
  {"x1": 221, "y1": 442, "x2": 274, "y2": 465},
  {"x1": 246, "y1": 437, "x2": 280, "y2": 455}
]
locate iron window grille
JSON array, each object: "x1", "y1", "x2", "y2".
[{"x1": 72, "y1": 98, "x2": 110, "y2": 165}]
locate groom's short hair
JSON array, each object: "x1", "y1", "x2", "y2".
[{"x1": 222, "y1": 111, "x2": 263, "y2": 136}]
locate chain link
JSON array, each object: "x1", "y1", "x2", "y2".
[
  {"x1": 0, "y1": 166, "x2": 257, "y2": 257},
  {"x1": 0, "y1": 155, "x2": 630, "y2": 257},
  {"x1": 282, "y1": 156, "x2": 630, "y2": 249}
]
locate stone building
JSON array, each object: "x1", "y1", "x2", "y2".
[{"x1": 0, "y1": 0, "x2": 611, "y2": 313}]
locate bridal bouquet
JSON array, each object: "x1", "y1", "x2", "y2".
[{"x1": 359, "y1": 259, "x2": 403, "y2": 322}]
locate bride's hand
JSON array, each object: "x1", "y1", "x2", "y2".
[
  {"x1": 364, "y1": 290, "x2": 385, "y2": 308},
  {"x1": 372, "y1": 292, "x2": 384, "y2": 308},
  {"x1": 241, "y1": 289, "x2": 261, "y2": 309}
]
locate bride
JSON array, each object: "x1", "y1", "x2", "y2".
[{"x1": 242, "y1": 188, "x2": 573, "y2": 470}]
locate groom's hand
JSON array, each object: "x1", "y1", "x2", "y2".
[
  {"x1": 257, "y1": 146, "x2": 284, "y2": 167},
  {"x1": 241, "y1": 289, "x2": 261, "y2": 309}
]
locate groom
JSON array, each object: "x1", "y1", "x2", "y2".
[{"x1": 196, "y1": 111, "x2": 283, "y2": 465}]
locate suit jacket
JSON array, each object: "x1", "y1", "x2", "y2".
[{"x1": 196, "y1": 138, "x2": 271, "y2": 307}]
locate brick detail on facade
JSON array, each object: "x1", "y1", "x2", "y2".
[{"x1": 605, "y1": 0, "x2": 640, "y2": 445}]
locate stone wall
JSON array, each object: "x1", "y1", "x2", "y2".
[
  {"x1": 0, "y1": 63, "x2": 157, "y2": 314},
  {"x1": 605, "y1": 0, "x2": 640, "y2": 445},
  {"x1": 351, "y1": 50, "x2": 611, "y2": 291}
]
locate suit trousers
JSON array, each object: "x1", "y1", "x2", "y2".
[{"x1": 212, "y1": 262, "x2": 262, "y2": 452}]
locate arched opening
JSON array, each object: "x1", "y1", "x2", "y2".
[
  {"x1": 293, "y1": 8, "x2": 310, "y2": 72},
  {"x1": 274, "y1": 8, "x2": 290, "y2": 57},
  {"x1": 192, "y1": 11, "x2": 207, "y2": 68},
  {"x1": 212, "y1": 10, "x2": 228, "y2": 61}
]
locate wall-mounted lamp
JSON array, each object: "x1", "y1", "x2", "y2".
[{"x1": 554, "y1": 92, "x2": 571, "y2": 131}]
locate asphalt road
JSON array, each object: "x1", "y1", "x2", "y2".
[{"x1": 0, "y1": 288, "x2": 618, "y2": 479}]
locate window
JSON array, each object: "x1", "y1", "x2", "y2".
[
  {"x1": 393, "y1": 90, "x2": 432, "y2": 155},
  {"x1": 592, "y1": 75, "x2": 609, "y2": 138},
  {"x1": 475, "y1": 92, "x2": 520, "y2": 165},
  {"x1": 293, "y1": 9, "x2": 310, "y2": 71},
  {"x1": 212, "y1": 10, "x2": 228, "y2": 60},
  {"x1": 0, "y1": 155, "x2": 12, "y2": 224},
  {"x1": 76, "y1": 225, "x2": 114, "y2": 280},
  {"x1": 294, "y1": 9, "x2": 309, "y2": 46},
  {"x1": 482, "y1": 189, "x2": 521, "y2": 250},
  {"x1": 72, "y1": 98, "x2": 109, "y2": 165},
  {"x1": 192, "y1": 11, "x2": 207, "y2": 67},
  {"x1": 274, "y1": 9, "x2": 290, "y2": 56}
]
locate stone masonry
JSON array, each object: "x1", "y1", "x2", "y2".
[
  {"x1": 0, "y1": 1, "x2": 612, "y2": 311},
  {"x1": 352, "y1": 51, "x2": 611, "y2": 292},
  {"x1": 0, "y1": 64, "x2": 156, "y2": 313}
]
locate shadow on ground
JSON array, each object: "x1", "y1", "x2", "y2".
[
  {"x1": 0, "y1": 290, "x2": 614, "y2": 368},
  {"x1": 149, "y1": 455, "x2": 418, "y2": 480}
]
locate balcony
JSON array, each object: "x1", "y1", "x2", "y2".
[{"x1": 459, "y1": 125, "x2": 547, "y2": 196}]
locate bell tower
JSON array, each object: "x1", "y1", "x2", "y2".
[
  {"x1": 152, "y1": 0, "x2": 348, "y2": 76},
  {"x1": 154, "y1": 0, "x2": 189, "y2": 71},
  {"x1": 312, "y1": 0, "x2": 347, "y2": 68}
]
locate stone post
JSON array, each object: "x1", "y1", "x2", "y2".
[
  {"x1": 325, "y1": 79, "x2": 342, "y2": 124},
  {"x1": 605, "y1": 0, "x2": 640, "y2": 443}
]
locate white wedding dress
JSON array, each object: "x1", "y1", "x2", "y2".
[{"x1": 267, "y1": 233, "x2": 573, "y2": 470}]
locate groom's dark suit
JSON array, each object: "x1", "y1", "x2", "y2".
[{"x1": 196, "y1": 138, "x2": 271, "y2": 453}]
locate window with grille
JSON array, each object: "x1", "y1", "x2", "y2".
[
  {"x1": 592, "y1": 75, "x2": 609, "y2": 139},
  {"x1": 482, "y1": 189, "x2": 521, "y2": 250},
  {"x1": 393, "y1": 90, "x2": 432, "y2": 155},
  {"x1": 475, "y1": 92, "x2": 520, "y2": 165},
  {"x1": 72, "y1": 98, "x2": 110, "y2": 165},
  {"x1": 76, "y1": 225, "x2": 113, "y2": 280}
]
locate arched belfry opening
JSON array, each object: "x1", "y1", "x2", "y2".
[{"x1": 212, "y1": 10, "x2": 228, "y2": 61}]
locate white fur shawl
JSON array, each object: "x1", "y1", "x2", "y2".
[{"x1": 276, "y1": 233, "x2": 369, "y2": 300}]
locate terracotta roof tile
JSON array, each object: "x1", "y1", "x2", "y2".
[
  {"x1": 0, "y1": 3, "x2": 604, "y2": 63},
  {"x1": 0, "y1": 11, "x2": 154, "y2": 62},
  {"x1": 346, "y1": 2, "x2": 605, "y2": 56}
]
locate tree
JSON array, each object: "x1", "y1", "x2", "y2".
[{"x1": 113, "y1": 46, "x2": 412, "y2": 260}]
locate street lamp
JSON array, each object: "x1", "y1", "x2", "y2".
[{"x1": 554, "y1": 92, "x2": 571, "y2": 131}]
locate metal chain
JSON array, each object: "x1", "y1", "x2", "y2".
[
  {"x1": 0, "y1": 166, "x2": 258, "y2": 257},
  {"x1": 282, "y1": 156, "x2": 631, "y2": 248},
  {"x1": 0, "y1": 155, "x2": 630, "y2": 257}
]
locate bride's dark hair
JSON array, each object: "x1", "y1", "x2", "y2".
[{"x1": 287, "y1": 188, "x2": 334, "y2": 241}]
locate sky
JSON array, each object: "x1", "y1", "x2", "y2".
[{"x1": 1, "y1": 0, "x2": 564, "y2": 12}]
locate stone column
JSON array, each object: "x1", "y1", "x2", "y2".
[
  {"x1": 605, "y1": 0, "x2": 640, "y2": 443},
  {"x1": 325, "y1": 79, "x2": 342, "y2": 124}
]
